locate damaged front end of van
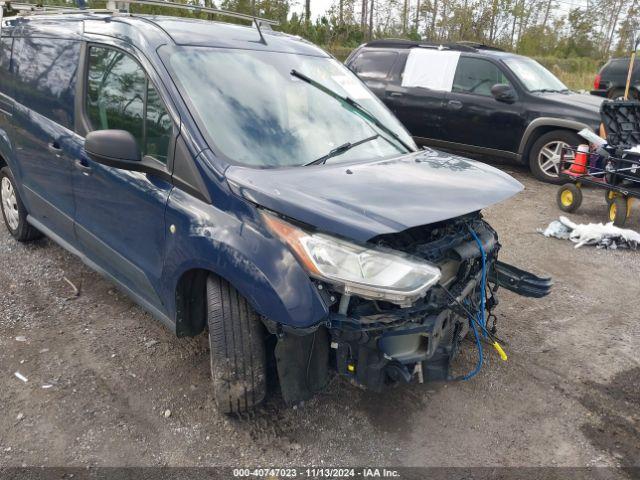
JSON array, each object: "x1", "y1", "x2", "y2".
[{"x1": 227, "y1": 149, "x2": 552, "y2": 404}]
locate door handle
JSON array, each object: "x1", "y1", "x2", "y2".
[
  {"x1": 387, "y1": 91, "x2": 403, "y2": 97},
  {"x1": 48, "y1": 142, "x2": 62, "y2": 155},
  {"x1": 447, "y1": 100, "x2": 463, "y2": 110},
  {"x1": 75, "y1": 159, "x2": 92, "y2": 175}
]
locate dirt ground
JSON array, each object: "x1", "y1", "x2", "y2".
[{"x1": 1, "y1": 166, "x2": 639, "y2": 470}]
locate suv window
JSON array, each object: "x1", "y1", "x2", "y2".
[
  {"x1": 607, "y1": 58, "x2": 636, "y2": 75},
  {"x1": 351, "y1": 51, "x2": 398, "y2": 79},
  {"x1": 86, "y1": 46, "x2": 172, "y2": 163},
  {"x1": 453, "y1": 57, "x2": 510, "y2": 96}
]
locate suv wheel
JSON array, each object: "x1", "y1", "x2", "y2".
[
  {"x1": 206, "y1": 275, "x2": 267, "y2": 414},
  {"x1": 0, "y1": 167, "x2": 41, "y2": 241},
  {"x1": 528, "y1": 130, "x2": 582, "y2": 184}
]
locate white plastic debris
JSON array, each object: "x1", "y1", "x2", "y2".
[
  {"x1": 163, "y1": 409, "x2": 172, "y2": 418},
  {"x1": 16, "y1": 413, "x2": 24, "y2": 421},
  {"x1": 15, "y1": 336, "x2": 27, "y2": 342},
  {"x1": 14, "y1": 372, "x2": 28, "y2": 383},
  {"x1": 41, "y1": 384, "x2": 53, "y2": 389},
  {"x1": 540, "y1": 216, "x2": 640, "y2": 249},
  {"x1": 578, "y1": 128, "x2": 607, "y2": 148}
]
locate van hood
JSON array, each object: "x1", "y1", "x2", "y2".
[{"x1": 226, "y1": 148, "x2": 523, "y2": 242}]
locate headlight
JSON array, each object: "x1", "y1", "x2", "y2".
[{"x1": 262, "y1": 212, "x2": 441, "y2": 306}]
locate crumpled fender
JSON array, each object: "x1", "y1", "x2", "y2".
[{"x1": 162, "y1": 188, "x2": 329, "y2": 329}]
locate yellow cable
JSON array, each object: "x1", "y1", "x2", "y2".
[{"x1": 493, "y1": 341, "x2": 508, "y2": 361}]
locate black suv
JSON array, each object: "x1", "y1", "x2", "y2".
[
  {"x1": 591, "y1": 57, "x2": 639, "y2": 100},
  {"x1": 346, "y1": 40, "x2": 602, "y2": 183}
]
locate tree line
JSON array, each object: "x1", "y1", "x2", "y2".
[
  {"x1": 4, "y1": 0, "x2": 638, "y2": 60},
  {"x1": 221, "y1": 0, "x2": 638, "y2": 60}
]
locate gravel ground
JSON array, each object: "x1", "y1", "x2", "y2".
[{"x1": 1, "y1": 167, "x2": 639, "y2": 469}]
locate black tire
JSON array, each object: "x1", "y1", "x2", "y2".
[
  {"x1": 609, "y1": 196, "x2": 628, "y2": 227},
  {"x1": 206, "y1": 275, "x2": 267, "y2": 414},
  {"x1": 0, "y1": 167, "x2": 41, "y2": 242},
  {"x1": 607, "y1": 89, "x2": 625, "y2": 100},
  {"x1": 528, "y1": 130, "x2": 583, "y2": 184},
  {"x1": 556, "y1": 183, "x2": 582, "y2": 213},
  {"x1": 607, "y1": 88, "x2": 637, "y2": 100}
]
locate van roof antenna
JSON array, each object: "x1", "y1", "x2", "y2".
[{"x1": 253, "y1": 17, "x2": 269, "y2": 45}]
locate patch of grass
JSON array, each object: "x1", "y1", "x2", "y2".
[{"x1": 535, "y1": 56, "x2": 602, "y2": 92}]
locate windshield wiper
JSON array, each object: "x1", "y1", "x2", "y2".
[
  {"x1": 303, "y1": 134, "x2": 380, "y2": 166},
  {"x1": 290, "y1": 69, "x2": 414, "y2": 153}
]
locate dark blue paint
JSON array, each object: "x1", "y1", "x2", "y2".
[
  {"x1": 0, "y1": 13, "x2": 519, "y2": 332},
  {"x1": 227, "y1": 148, "x2": 523, "y2": 242},
  {"x1": 11, "y1": 37, "x2": 81, "y2": 244}
]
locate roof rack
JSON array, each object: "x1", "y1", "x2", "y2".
[
  {"x1": 364, "y1": 38, "x2": 504, "y2": 53},
  {"x1": 365, "y1": 39, "x2": 476, "y2": 52},
  {"x1": 455, "y1": 41, "x2": 504, "y2": 52},
  {"x1": 1, "y1": 0, "x2": 278, "y2": 27}
]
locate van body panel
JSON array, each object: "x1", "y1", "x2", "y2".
[
  {"x1": 0, "y1": 35, "x2": 15, "y2": 169},
  {"x1": 226, "y1": 149, "x2": 523, "y2": 242},
  {"x1": 162, "y1": 186, "x2": 329, "y2": 328},
  {"x1": 10, "y1": 37, "x2": 81, "y2": 245}
]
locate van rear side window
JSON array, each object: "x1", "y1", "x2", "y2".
[
  {"x1": 86, "y1": 46, "x2": 172, "y2": 164},
  {"x1": 12, "y1": 38, "x2": 80, "y2": 129}
]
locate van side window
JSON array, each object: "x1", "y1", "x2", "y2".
[
  {"x1": 350, "y1": 51, "x2": 398, "y2": 80},
  {"x1": 86, "y1": 46, "x2": 171, "y2": 164},
  {"x1": 452, "y1": 57, "x2": 511, "y2": 97},
  {"x1": 11, "y1": 38, "x2": 81, "y2": 129},
  {"x1": 0, "y1": 37, "x2": 12, "y2": 102}
]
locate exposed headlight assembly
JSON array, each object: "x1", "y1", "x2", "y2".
[{"x1": 262, "y1": 212, "x2": 441, "y2": 306}]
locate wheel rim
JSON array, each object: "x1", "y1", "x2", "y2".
[
  {"x1": 538, "y1": 140, "x2": 572, "y2": 178},
  {"x1": 1, "y1": 177, "x2": 19, "y2": 231},
  {"x1": 609, "y1": 203, "x2": 617, "y2": 222},
  {"x1": 560, "y1": 189, "x2": 574, "y2": 207}
]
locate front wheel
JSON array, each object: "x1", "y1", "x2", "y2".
[
  {"x1": 528, "y1": 130, "x2": 582, "y2": 184},
  {"x1": 0, "y1": 167, "x2": 41, "y2": 242},
  {"x1": 206, "y1": 275, "x2": 267, "y2": 414}
]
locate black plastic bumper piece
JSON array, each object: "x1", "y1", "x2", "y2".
[{"x1": 491, "y1": 261, "x2": 553, "y2": 298}]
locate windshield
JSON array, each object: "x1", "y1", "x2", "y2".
[
  {"x1": 164, "y1": 47, "x2": 416, "y2": 168},
  {"x1": 503, "y1": 56, "x2": 568, "y2": 92}
]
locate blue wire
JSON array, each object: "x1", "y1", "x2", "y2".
[
  {"x1": 461, "y1": 309, "x2": 483, "y2": 380},
  {"x1": 469, "y1": 227, "x2": 487, "y2": 336},
  {"x1": 460, "y1": 226, "x2": 488, "y2": 381}
]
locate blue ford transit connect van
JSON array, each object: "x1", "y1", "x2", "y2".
[{"x1": 0, "y1": 6, "x2": 550, "y2": 412}]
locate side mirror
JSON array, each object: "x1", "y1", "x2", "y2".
[
  {"x1": 491, "y1": 84, "x2": 517, "y2": 103},
  {"x1": 85, "y1": 130, "x2": 141, "y2": 169}
]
